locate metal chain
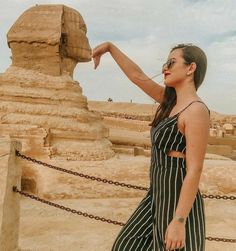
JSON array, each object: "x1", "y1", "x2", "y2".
[
  {"x1": 205, "y1": 237, "x2": 236, "y2": 243},
  {"x1": 15, "y1": 150, "x2": 148, "y2": 192},
  {"x1": 12, "y1": 186, "x2": 124, "y2": 226},
  {"x1": 13, "y1": 186, "x2": 236, "y2": 243},
  {"x1": 15, "y1": 150, "x2": 236, "y2": 200},
  {"x1": 202, "y1": 194, "x2": 236, "y2": 200}
]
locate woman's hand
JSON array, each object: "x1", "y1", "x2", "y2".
[
  {"x1": 164, "y1": 219, "x2": 186, "y2": 250},
  {"x1": 92, "y1": 42, "x2": 111, "y2": 69}
]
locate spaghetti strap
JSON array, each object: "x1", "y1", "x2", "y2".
[{"x1": 178, "y1": 100, "x2": 210, "y2": 116}]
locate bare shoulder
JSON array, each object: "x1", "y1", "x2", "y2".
[
  {"x1": 178, "y1": 101, "x2": 210, "y2": 135},
  {"x1": 185, "y1": 101, "x2": 210, "y2": 121},
  {"x1": 183, "y1": 101, "x2": 210, "y2": 134}
]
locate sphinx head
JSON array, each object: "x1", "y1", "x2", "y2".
[{"x1": 7, "y1": 4, "x2": 92, "y2": 77}]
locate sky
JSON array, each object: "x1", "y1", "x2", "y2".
[{"x1": 0, "y1": 0, "x2": 236, "y2": 115}]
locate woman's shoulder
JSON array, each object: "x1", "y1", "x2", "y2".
[
  {"x1": 189, "y1": 100, "x2": 210, "y2": 115},
  {"x1": 179, "y1": 99, "x2": 210, "y2": 117},
  {"x1": 181, "y1": 100, "x2": 210, "y2": 128},
  {"x1": 178, "y1": 100, "x2": 210, "y2": 130}
]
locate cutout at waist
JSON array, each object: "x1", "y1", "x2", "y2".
[{"x1": 167, "y1": 150, "x2": 186, "y2": 159}]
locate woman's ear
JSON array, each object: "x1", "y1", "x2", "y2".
[{"x1": 187, "y1": 62, "x2": 197, "y2": 75}]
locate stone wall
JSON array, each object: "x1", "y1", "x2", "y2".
[{"x1": 208, "y1": 136, "x2": 236, "y2": 150}]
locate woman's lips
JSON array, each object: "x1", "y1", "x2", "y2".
[{"x1": 164, "y1": 73, "x2": 171, "y2": 78}]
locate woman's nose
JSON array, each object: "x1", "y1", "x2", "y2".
[{"x1": 162, "y1": 63, "x2": 167, "y2": 73}]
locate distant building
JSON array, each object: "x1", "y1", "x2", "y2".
[
  {"x1": 222, "y1": 123, "x2": 234, "y2": 135},
  {"x1": 210, "y1": 128, "x2": 225, "y2": 137}
]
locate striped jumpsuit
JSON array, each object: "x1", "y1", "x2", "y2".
[{"x1": 111, "y1": 100, "x2": 210, "y2": 251}]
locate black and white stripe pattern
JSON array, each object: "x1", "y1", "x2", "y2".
[{"x1": 111, "y1": 101, "x2": 209, "y2": 251}]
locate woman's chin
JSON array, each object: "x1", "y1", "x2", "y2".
[
  {"x1": 164, "y1": 81, "x2": 173, "y2": 87},
  {"x1": 164, "y1": 78, "x2": 180, "y2": 88}
]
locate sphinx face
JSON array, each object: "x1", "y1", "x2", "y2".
[{"x1": 61, "y1": 5, "x2": 92, "y2": 62}]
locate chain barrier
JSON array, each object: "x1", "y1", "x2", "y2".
[
  {"x1": 16, "y1": 150, "x2": 236, "y2": 200},
  {"x1": 15, "y1": 151, "x2": 236, "y2": 243},
  {"x1": 13, "y1": 186, "x2": 236, "y2": 243},
  {"x1": 15, "y1": 150, "x2": 148, "y2": 191},
  {"x1": 12, "y1": 186, "x2": 124, "y2": 226},
  {"x1": 202, "y1": 194, "x2": 236, "y2": 200},
  {"x1": 205, "y1": 236, "x2": 236, "y2": 243}
]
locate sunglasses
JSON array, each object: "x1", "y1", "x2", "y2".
[{"x1": 162, "y1": 58, "x2": 176, "y2": 73}]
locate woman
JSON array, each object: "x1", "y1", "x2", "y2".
[{"x1": 92, "y1": 42, "x2": 210, "y2": 251}]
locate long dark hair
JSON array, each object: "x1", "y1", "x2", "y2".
[{"x1": 150, "y1": 43, "x2": 207, "y2": 127}]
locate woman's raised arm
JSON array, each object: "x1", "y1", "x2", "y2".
[{"x1": 92, "y1": 42, "x2": 165, "y2": 104}]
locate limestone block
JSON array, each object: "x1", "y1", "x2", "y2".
[
  {"x1": 0, "y1": 136, "x2": 21, "y2": 251},
  {"x1": 133, "y1": 147, "x2": 145, "y2": 156}
]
